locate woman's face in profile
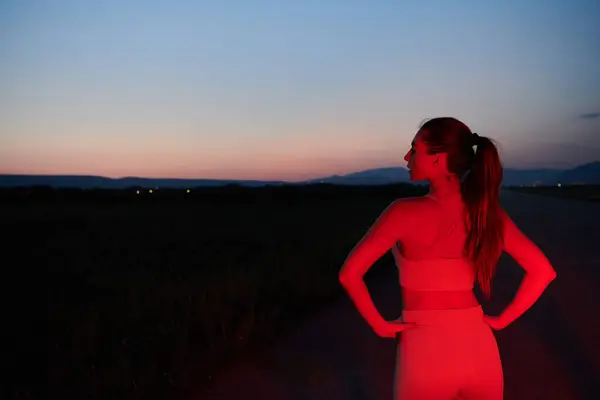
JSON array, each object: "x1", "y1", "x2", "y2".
[
  {"x1": 404, "y1": 131, "x2": 433, "y2": 181},
  {"x1": 404, "y1": 130, "x2": 450, "y2": 182}
]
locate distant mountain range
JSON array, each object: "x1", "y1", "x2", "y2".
[
  {"x1": 1, "y1": 161, "x2": 598, "y2": 189},
  {"x1": 0, "y1": 175, "x2": 283, "y2": 189},
  {"x1": 309, "y1": 162, "x2": 600, "y2": 186}
]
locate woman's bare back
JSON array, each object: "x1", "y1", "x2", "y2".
[
  {"x1": 395, "y1": 194, "x2": 480, "y2": 311},
  {"x1": 399, "y1": 194, "x2": 469, "y2": 260}
]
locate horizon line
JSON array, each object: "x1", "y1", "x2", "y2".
[{"x1": 0, "y1": 160, "x2": 598, "y2": 183}]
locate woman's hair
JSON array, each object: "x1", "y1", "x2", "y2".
[{"x1": 419, "y1": 117, "x2": 504, "y2": 298}]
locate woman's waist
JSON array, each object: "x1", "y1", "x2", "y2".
[
  {"x1": 401, "y1": 304, "x2": 484, "y2": 326},
  {"x1": 401, "y1": 288, "x2": 479, "y2": 311}
]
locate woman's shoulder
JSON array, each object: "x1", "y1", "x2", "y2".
[
  {"x1": 392, "y1": 195, "x2": 438, "y2": 210},
  {"x1": 385, "y1": 195, "x2": 439, "y2": 222}
]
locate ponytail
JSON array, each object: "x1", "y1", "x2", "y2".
[
  {"x1": 419, "y1": 118, "x2": 506, "y2": 298},
  {"x1": 461, "y1": 135, "x2": 504, "y2": 298}
]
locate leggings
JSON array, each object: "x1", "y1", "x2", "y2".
[{"x1": 394, "y1": 306, "x2": 503, "y2": 400}]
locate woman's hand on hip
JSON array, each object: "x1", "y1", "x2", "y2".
[
  {"x1": 375, "y1": 318, "x2": 418, "y2": 339},
  {"x1": 483, "y1": 315, "x2": 508, "y2": 330}
]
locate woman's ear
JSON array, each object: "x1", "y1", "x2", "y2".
[{"x1": 433, "y1": 153, "x2": 447, "y2": 170}]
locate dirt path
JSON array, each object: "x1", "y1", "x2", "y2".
[{"x1": 197, "y1": 191, "x2": 600, "y2": 399}]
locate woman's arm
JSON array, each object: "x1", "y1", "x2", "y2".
[
  {"x1": 338, "y1": 200, "x2": 408, "y2": 334},
  {"x1": 495, "y1": 211, "x2": 557, "y2": 328}
]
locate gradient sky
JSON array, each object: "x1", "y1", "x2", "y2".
[{"x1": 1, "y1": 0, "x2": 599, "y2": 181}]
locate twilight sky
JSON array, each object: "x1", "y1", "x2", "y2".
[{"x1": 1, "y1": 0, "x2": 599, "y2": 181}]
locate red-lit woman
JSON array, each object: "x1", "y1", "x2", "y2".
[{"x1": 339, "y1": 117, "x2": 557, "y2": 399}]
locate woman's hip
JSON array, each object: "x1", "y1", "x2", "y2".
[{"x1": 397, "y1": 306, "x2": 499, "y2": 356}]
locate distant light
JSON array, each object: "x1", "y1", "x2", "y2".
[
  {"x1": 149, "y1": 189, "x2": 153, "y2": 194},
  {"x1": 557, "y1": 183, "x2": 562, "y2": 188},
  {"x1": 186, "y1": 189, "x2": 191, "y2": 193},
  {"x1": 136, "y1": 190, "x2": 140, "y2": 194}
]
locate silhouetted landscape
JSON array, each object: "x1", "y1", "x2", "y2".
[
  {"x1": 510, "y1": 184, "x2": 600, "y2": 202},
  {"x1": 2, "y1": 161, "x2": 599, "y2": 190},
  {"x1": 7, "y1": 180, "x2": 598, "y2": 399},
  {"x1": 3, "y1": 172, "x2": 597, "y2": 399},
  {"x1": 10, "y1": 183, "x2": 430, "y2": 399}
]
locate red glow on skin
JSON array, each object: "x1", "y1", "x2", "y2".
[
  {"x1": 339, "y1": 129, "x2": 557, "y2": 395},
  {"x1": 338, "y1": 195, "x2": 557, "y2": 329}
]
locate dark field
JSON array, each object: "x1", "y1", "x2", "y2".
[
  {"x1": 4, "y1": 184, "x2": 426, "y2": 400},
  {"x1": 508, "y1": 184, "x2": 600, "y2": 202}
]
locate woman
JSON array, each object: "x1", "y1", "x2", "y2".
[{"x1": 338, "y1": 117, "x2": 557, "y2": 399}]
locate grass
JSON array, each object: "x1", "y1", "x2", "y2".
[{"x1": 4, "y1": 183, "x2": 426, "y2": 400}]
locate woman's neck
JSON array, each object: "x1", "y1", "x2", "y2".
[{"x1": 427, "y1": 175, "x2": 462, "y2": 201}]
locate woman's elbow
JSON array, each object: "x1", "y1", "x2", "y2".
[
  {"x1": 537, "y1": 266, "x2": 557, "y2": 282},
  {"x1": 338, "y1": 271, "x2": 351, "y2": 285},
  {"x1": 338, "y1": 270, "x2": 360, "y2": 288}
]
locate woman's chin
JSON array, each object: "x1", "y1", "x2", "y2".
[{"x1": 408, "y1": 172, "x2": 424, "y2": 182}]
